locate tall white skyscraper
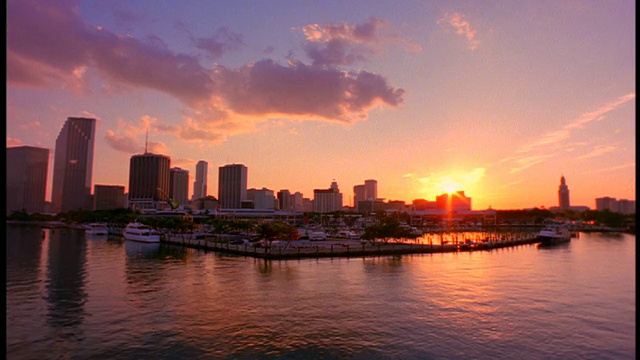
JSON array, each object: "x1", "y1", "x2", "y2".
[
  {"x1": 193, "y1": 160, "x2": 208, "y2": 200},
  {"x1": 51, "y1": 117, "x2": 96, "y2": 213}
]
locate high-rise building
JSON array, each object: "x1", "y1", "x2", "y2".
[
  {"x1": 436, "y1": 191, "x2": 472, "y2": 211},
  {"x1": 291, "y1": 192, "x2": 304, "y2": 212},
  {"x1": 128, "y1": 152, "x2": 171, "y2": 210},
  {"x1": 51, "y1": 117, "x2": 96, "y2": 213},
  {"x1": 94, "y1": 184, "x2": 126, "y2": 210},
  {"x1": 193, "y1": 160, "x2": 208, "y2": 200},
  {"x1": 313, "y1": 180, "x2": 343, "y2": 213},
  {"x1": 170, "y1": 167, "x2": 189, "y2": 208},
  {"x1": 558, "y1": 176, "x2": 570, "y2": 211},
  {"x1": 218, "y1": 164, "x2": 247, "y2": 209},
  {"x1": 277, "y1": 189, "x2": 292, "y2": 210},
  {"x1": 353, "y1": 184, "x2": 366, "y2": 207},
  {"x1": 7, "y1": 145, "x2": 49, "y2": 214},
  {"x1": 364, "y1": 179, "x2": 378, "y2": 200}
]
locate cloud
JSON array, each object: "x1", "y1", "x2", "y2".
[
  {"x1": 438, "y1": 13, "x2": 479, "y2": 50},
  {"x1": 300, "y1": 17, "x2": 420, "y2": 67},
  {"x1": 563, "y1": 93, "x2": 635, "y2": 130},
  {"x1": 211, "y1": 59, "x2": 404, "y2": 123},
  {"x1": 192, "y1": 27, "x2": 245, "y2": 58},
  {"x1": 575, "y1": 145, "x2": 618, "y2": 160},
  {"x1": 7, "y1": 137, "x2": 23, "y2": 147},
  {"x1": 105, "y1": 115, "x2": 170, "y2": 154},
  {"x1": 503, "y1": 93, "x2": 635, "y2": 173},
  {"x1": 7, "y1": 0, "x2": 406, "y2": 150}
]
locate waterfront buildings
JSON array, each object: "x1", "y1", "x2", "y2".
[
  {"x1": 558, "y1": 176, "x2": 570, "y2": 211},
  {"x1": 353, "y1": 179, "x2": 378, "y2": 208},
  {"x1": 313, "y1": 180, "x2": 343, "y2": 213},
  {"x1": 170, "y1": 167, "x2": 189, "y2": 207},
  {"x1": 218, "y1": 164, "x2": 248, "y2": 209},
  {"x1": 51, "y1": 117, "x2": 96, "y2": 213},
  {"x1": 93, "y1": 184, "x2": 127, "y2": 210},
  {"x1": 247, "y1": 187, "x2": 276, "y2": 209},
  {"x1": 6, "y1": 145, "x2": 49, "y2": 214},
  {"x1": 596, "y1": 197, "x2": 636, "y2": 214},
  {"x1": 128, "y1": 152, "x2": 171, "y2": 210},
  {"x1": 192, "y1": 160, "x2": 208, "y2": 200}
]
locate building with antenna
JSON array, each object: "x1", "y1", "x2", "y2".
[{"x1": 128, "y1": 132, "x2": 171, "y2": 210}]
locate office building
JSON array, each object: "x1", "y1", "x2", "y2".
[
  {"x1": 51, "y1": 117, "x2": 96, "y2": 213},
  {"x1": 193, "y1": 160, "x2": 208, "y2": 200},
  {"x1": 218, "y1": 164, "x2": 248, "y2": 209},
  {"x1": 277, "y1": 189, "x2": 292, "y2": 210},
  {"x1": 596, "y1": 197, "x2": 636, "y2": 214},
  {"x1": 94, "y1": 184, "x2": 126, "y2": 210},
  {"x1": 248, "y1": 187, "x2": 276, "y2": 210},
  {"x1": 170, "y1": 167, "x2": 189, "y2": 207},
  {"x1": 128, "y1": 152, "x2": 171, "y2": 210},
  {"x1": 7, "y1": 145, "x2": 49, "y2": 214},
  {"x1": 313, "y1": 180, "x2": 343, "y2": 213},
  {"x1": 364, "y1": 179, "x2": 378, "y2": 200},
  {"x1": 558, "y1": 176, "x2": 570, "y2": 211}
]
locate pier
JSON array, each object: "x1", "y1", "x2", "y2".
[{"x1": 161, "y1": 231, "x2": 542, "y2": 260}]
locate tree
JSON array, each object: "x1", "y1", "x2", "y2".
[{"x1": 255, "y1": 222, "x2": 300, "y2": 248}]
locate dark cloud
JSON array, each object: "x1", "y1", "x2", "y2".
[
  {"x1": 213, "y1": 59, "x2": 404, "y2": 122},
  {"x1": 193, "y1": 27, "x2": 245, "y2": 58}
]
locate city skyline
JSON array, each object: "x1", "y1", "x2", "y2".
[{"x1": 7, "y1": 1, "x2": 635, "y2": 210}]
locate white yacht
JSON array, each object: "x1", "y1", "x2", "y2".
[
  {"x1": 85, "y1": 222, "x2": 109, "y2": 236},
  {"x1": 123, "y1": 222, "x2": 161, "y2": 243},
  {"x1": 537, "y1": 225, "x2": 571, "y2": 245}
]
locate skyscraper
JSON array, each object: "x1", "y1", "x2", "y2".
[
  {"x1": 128, "y1": 152, "x2": 171, "y2": 210},
  {"x1": 313, "y1": 180, "x2": 343, "y2": 213},
  {"x1": 218, "y1": 164, "x2": 248, "y2": 209},
  {"x1": 558, "y1": 176, "x2": 570, "y2": 211},
  {"x1": 193, "y1": 160, "x2": 208, "y2": 200},
  {"x1": 364, "y1": 179, "x2": 378, "y2": 200},
  {"x1": 7, "y1": 145, "x2": 49, "y2": 214},
  {"x1": 51, "y1": 117, "x2": 96, "y2": 213},
  {"x1": 170, "y1": 167, "x2": 189, "y2": 207}
]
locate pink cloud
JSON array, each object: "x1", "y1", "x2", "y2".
[
  {"x1": 7, "y1": 137, "x2": 23, "y2": 147},
  {"x1": 438, "y1": 13, "x2": 479, "y2": 50},
  {"x1": 7, "y1": 1, "x2": 406, "y2": 151}
]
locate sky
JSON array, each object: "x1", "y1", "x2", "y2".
[{"x1": 6, "y1": 0, "x2": 636, "y2": 210}]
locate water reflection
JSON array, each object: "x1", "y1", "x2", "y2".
[
  {"x1": 6, "y1": 225, "x2": 44, "y2": 291},
  {"x1": 45, "y1": 228, "x2": 88, "y2": 331}
]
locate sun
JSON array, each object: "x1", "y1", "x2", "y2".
[{"x1": 437, "y1": 177, "x2": 462, "y2": 194}]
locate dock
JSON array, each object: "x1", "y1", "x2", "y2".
[{"x1": 161, "y1": 231, "x2": 542, "y2": 260}]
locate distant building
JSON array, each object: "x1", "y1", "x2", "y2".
[
  {"x1": 51, "y1": 117, "x2": 96, "y2": 213},
  {"x1": 218, "y1": 164, "x2": 248, "y2": 209},
  {"x1": 277, "y1": 189, "x2": 292, "y2": 210},
  {"x1": 192, "y1": 160, "x2": 208, "y2": 200},
  {"x1": 247, "y1": 187, "x2": 276, "y2": 210},
  {"x1": 291, "y1": 192, "x2": 304, "y2": 211},
  {"x1": 436, "y1": 191, "x2": 472, "y2": 211},
  {"x1": 596, "y1": 197, "x2": 636, "y2": 214},
  {"x1": 412, "y1": 199, "x2": 437, "y2": 211},
  {"x1": 353, "y1": 179, "x2": 378, "y2": 207},
  {"x1": 313, "y1": 180, "x2": 343, "y2": 213},
  {"x1": 128, "y1": 152, "x2": 171, "y2": 210},
  {"x1": 94, "y1": 184, "x2": 126, "y2": 210},
  {"x1": 7, "y1": 145, "x2": 49, "y2": 214},
  {"x1": 558, "y1": 176, "x2": 570, "y2": 211},
  {"x1": 302, "y1": 197, "x2": 313, "y2": 212},
  {"x1": 170, "y1": 167, "x2": 189, "y2": 207}
]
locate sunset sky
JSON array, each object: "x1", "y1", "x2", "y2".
[{"x1": 7, "y1": 0, "x2": 635, "y2": 210}]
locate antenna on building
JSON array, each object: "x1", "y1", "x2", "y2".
[{"x1": 144, "y1": 128, "x2": 149, "y2": 154}]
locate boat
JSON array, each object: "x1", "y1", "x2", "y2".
[
  {"x1": 85, "y1": 222, "x2": 109, "y2": 236},
  {"x1": 123, "y1": 222, "x2": 161, "y2": 243},
  {"x1": 537, "y1": 225, "x2": 571, "y2": 245}
]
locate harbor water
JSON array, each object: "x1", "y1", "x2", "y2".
[{"x1": 6, "y1": 224, "x2": 635, "y2": 359}]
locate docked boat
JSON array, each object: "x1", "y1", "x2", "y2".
[
  {"x1": 85, "y1": 222, "x2": 109, "y2": 236},
  {"x1": 537, "y1": 225, "x2": 571, "y2": 245},
  {"x1": 123, "y1": 222, "x2": 161, "y2": 243}
]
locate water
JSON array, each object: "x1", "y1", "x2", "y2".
[{"x1": 6, "y1": 224, "x2": 635, "y2": 359}]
